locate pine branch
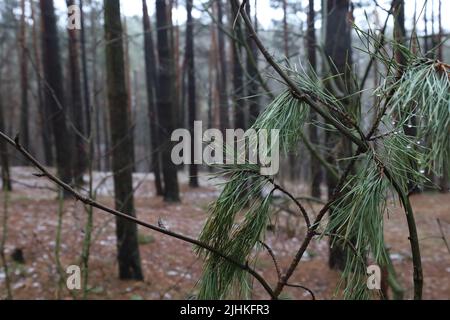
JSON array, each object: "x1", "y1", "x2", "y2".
[
  {"x1": 235, "y1": 0, "x2": 426, "y2": 299},
  {"x1": 235, "y1": 0, "x2": 368, "y2": 152}
]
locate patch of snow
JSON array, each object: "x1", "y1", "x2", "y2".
[{"x1": 390, "y1": 253, "x2": 404, "y2": 261}]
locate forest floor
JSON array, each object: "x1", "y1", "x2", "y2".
[{"x1": 0, "y1": 167, "x2": 449, "y2": 300}]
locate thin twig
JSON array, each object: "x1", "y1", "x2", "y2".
[
  {"x1": 273, "y1": 182, "x2": 311, "y2": 229},
  {"x1": 259, "y1": 241, "x2": 282, "y2": 281},
  {"x1": 285, "y1": 283, "x2": 316, "y2": 300}
]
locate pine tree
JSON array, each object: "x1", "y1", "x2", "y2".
[
  {"x1": 324, "y1": 0, "x2": 354, "y2": 271},
  {"x1": 104, "y1": 0, "x2": 143, "y2": 280},
  {"x1": 307, "y1": 0, "x2": 322, "y2": 199},
  {"x1": 39, "y1": 0, "x2": 73, "y2": 185},
  {"x1": 30, "y1": 0, "x2": 53, "y2": 166},
  {"x1": 230, "y1": 0, "x2": 246, "y2": 130},
  {"x1": 216, "y1": 0, "x2": 229, "y2": 134},
  {"x1": 19, "y1": 0, "x2": 29, "y2": 155},
  {"x1": 155, "y1": 0, "x2": 180, "y2": 202},
  {"x1": 245, "y1": 1, "x2": 259, "y2": 127},
  {"x1": 0, "y1": 82, "x2": 11, "y2": 191},
  {"x1": 67, "y1": 0, "x2": 87, "y2": 186},
  {"x1": 185, "y1": 0, "x2": 199, "y2": 187},
  {"x1": 142, "y1": 0, "x2": 164, "y2": 195}
]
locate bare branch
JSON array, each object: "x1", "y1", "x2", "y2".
[{"x1": 0, "y1": 129, "x2": 276, "y2": 299}]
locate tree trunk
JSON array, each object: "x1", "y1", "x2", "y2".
[
  {"x1": 123, "y1": 18, "x2": 136, "y2": 172},
  {"x1": 89, "y1": 1, "x2": 103, "y2": 171},
  {"x1": 307, "y1": 0, "x2": 322, "y2": 199},
  {"x1": 424, "y1": 2, "x2": 429, "y2": 53},
  {"x1": 79, "y1": 0, "x2": 92, "y2": 151},
  {"x1": 437, "y1": 1, "x2": 448, "y2": 192},
  {"x1": 245, "y1": 1, "x2": 259, "y2": 126},
  {"x1": 185, "y1": 0, "x2": 199, "y2": 187},
  {"x1": 324, "y1": 0, "x2": 353, "y2": 271},
  {"x1": 142, "y1": 0, "x2": 164, "y2": 195},
  {"x1": 104, "y1": 0, "x2": 143, "y2": 280},
  {"x1": 282, "y1": 0, "x2": 289, "y2": 58},
  {"x1": 437, "y1": 0, "x2": 443, "y2": 61},
  {"x1": 230, "y1": 0, "x2": 246, "y2": 130},
  {"x1": 0, "y1": 84, "x2": 12, "y2": 191},
  {"x1": 393, "y1": 0, "x2": 407, "y2": 75},
  {"x1": 217, "y1": 0, "x2": 229, "y2": 134},
  {"x1": 30, "y1": 0, "x2": 53, "y2": 166},
  {"x1": 156, "y1": 0, "x2": 180, "y2": 202},
  {"x1": 19, "y1": 0, "x2": 30, "y2": 155},
  {"x1": 39, "y1": 0, "x2": 73, "y2": 185},
  {"x1": 67, "y1": 0, "x2": 87, "y2": 186}
]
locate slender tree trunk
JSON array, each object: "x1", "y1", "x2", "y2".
[
  {"x1": 245, "y1": 1, "x2": 259, "y2": 126},
  {"x1": 79, "y1": 0, "x2": 92, "y2": 148},
  {"x1": 172, "y1": 0, "x2": 183, "y2": 130},
  {"x1": 208, "y1": 36, "x2": 214, "y2": 130},
  {"x1": 185, "y1": 0, "x2": 199, "y2": 187},
  {"x1": 324, "y1": 0, "x2": 353, "y2": 271},
  {"x1": 88, "y1": 2, "x2": 103, "y2": 171},
  {"x1": 209, "y1": 18, "x2": 218, "y2": 130},
  {"x1": 156, "y1": 0, "x2": 180, "y2": 202},
  {"x1": 393, "y1": 0, "x2": 407, "y2": 75},
  {"x1": 437, "y1": 1, "x2": 448, "y2": 192},
  {"x1": 39, "y1": 0, "x2": 73, "y2": 185},
  {"x1": 282, "y1": 0, "x2": 298, "y2": 179},
  {"x1": 67, "y1": 0, "x2": 87, "y2": 186},
  {"x1": 230, "y1": 0, "x2": 246, "y2": 130},
  {"x1": 30, "y1": 0, "x2": 53, "y2": 166},
  {"x1": 142, "y1": 0, "x2": 164, "y2": 195},
  {"x1": 102, "y1": 96, "x2": 111, "y2": 172},
  {"x1": 424, "y1": 1, "x2": 429, "y2": 53},
  {"x1": 437, "y1": 0, "x2": 443, "y2": 61},
  {"x1": 0, "y1": 84, "x2": 12, "y2": 191},
  {"x1": 431, "y1": 0, "x2": 436, "y2": 53},
  {"x1": 19, "y1": 0, "x2": 30, "y2": 154},
  {"x1": 123, "y1": 18, "x2": 136, "y2": 172},
  {"x1": 217, "y1": 0, "x2": 229, "y2": 133},
  {"x1": 282, "y1": 0, "x2": 289, "y2": 58},
  {"x1": 307, "y1": 0, "x2": 322, "y2": 199},
  {"x1": 104, "y1": 0, "x2": 143, "y2": 280}
]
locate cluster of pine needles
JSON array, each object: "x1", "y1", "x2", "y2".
[{"x1": 195, "y1": 46, "x2": 449, "y2": 299}]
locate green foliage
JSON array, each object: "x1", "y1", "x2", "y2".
[
  {"x1": 196, "y1": 34, "x2": 449, "y2": 299},
  {"x1": 252, "y1": 90, "x2": 309, "y2": 153},
  {"x1": 324, "y1": 154, "x2": 388, "y2": 299},
  {"x1": 197, "y1": 87, "x2": 313, "y2": 299},
  {"x1": 197, "y1": 170, "x2": 273, "y2": 299},
  {"x1": 327, "y1": 156, "x2": 388, "y2": 264},
  {"x1": 338, "y1": 252, "x2": 374, "y2": 300},
  {"x1": 375, "y1": 127, "x2": 427, "y2": 191},
  {"x1": 387, "y1": 60, "x2": 450, "y2": 178}
]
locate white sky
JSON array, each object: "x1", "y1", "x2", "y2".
[
  {"x1": 53, "y1": 0, "x2": 449, "y2": 32},
  {"x1": 120, "y1": 0, "x2": 449, "y2": 32}
]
